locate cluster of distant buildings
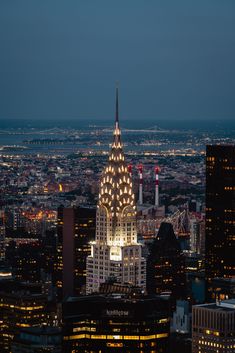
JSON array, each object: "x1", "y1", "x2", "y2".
[{"x1": 0, "y1": 97, "x2": 234, "y2": 352}]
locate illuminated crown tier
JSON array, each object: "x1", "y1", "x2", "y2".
[
  {"x1": 99, "y1": 129, "x2": 135, "y2": 215},
  {"x1": 97, "y1": 87, "x2": 137, "y2": 244}
]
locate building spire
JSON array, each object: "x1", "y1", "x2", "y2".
[
  {"x1": 115, "y1": 82, "x2": 119, "y2": 127},
  {"x1": 113, "y1": 83, "x2": 121, "y2": 148}
]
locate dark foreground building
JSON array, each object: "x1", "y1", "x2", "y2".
[
  {"x1": 147, "y1": 222, "x2": 186, "y2": 305},
  {"x1": 205, "y1": 145, "x2": 235, "y2": 301},
  {"x1": 62, "y1": 292, "x2": 170, "y2": 353},
  {"x1": 0, "y1": 280, "x2": 47, "y2": 352}
]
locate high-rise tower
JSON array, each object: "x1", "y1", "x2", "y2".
[
  {"x1": 55, "y1": 206, "x2": 96, "y2": 299},
  {"x1": 86, "y1": 88, "x2": 146, "y2": 294},
  {"x1": 205, "y1": 145, "x2": 235, "y2": 301},
  {"x1": 147, "y1": 222, "x2": 186, "y2": 305}
]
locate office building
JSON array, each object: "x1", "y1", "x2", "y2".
[
  {"x1": 210, "y1": 277, "x2": 235, "y2": 301},
  {"x1": 192, "y1": 299, "x2": 235, "y2": 353},
  {"x1": 147, "y1": 222, "x2": 186, "y2": 303},
  {"x1": 41, "y1": 229, "x2": 57, "y2": 278},
  {"x1": 0, "y1": 280, "x2": 47, "y2": 352},
  {"x1": 205, "y1": 145, "x2": 235, "y2": 301},
  {"x1": 62, "y1": 291, "x2": 170, "y2": 352},
  {"x1": 5, "y1": 241, "x2": 42, "y2": 283},
  {"x1": 54, "y1": 206, "x2": 96, "y2": 299},
  {"x1": 86, "y1": 88, "x2": 146, "y2": 293}
]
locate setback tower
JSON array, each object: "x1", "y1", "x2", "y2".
[{"x1": 86, "y1": 88, "x2": 146, "y2": 294}]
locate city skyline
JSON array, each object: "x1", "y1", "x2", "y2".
[
  {"x1": 0, "y1": 90, "x2": 234, "y2": 352},
  {"x1": 0, "y1": 3, "x2": 235, "y2": 352}
]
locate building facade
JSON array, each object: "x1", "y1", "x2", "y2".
[
  {"x1": 205, "y1": 145, "x2": 235, "y2": 301},
  {"x1": 192, "y1": 300, "x2": 235, "y2": 353},
  {"x1": 5, "y1": 241, "x2": 42, "y2": 283},
  {"x1": 210, "y1": 277, "x2": 235, "y2": 301},
  {"x1": 86, "y1": 89, "x2": 146, "y2": 293},
  {"x1": 54, "y1": 206, "x2": 96, "y2": 299},
  {"x1": 62, "y1": 293, "x2": 170, "y2": 353},
  {"x1": 147, "y1": 222, "x2": 186, "y2": 304},
  {"x1": 0, "y1": 281, "x2": 47, "y2": 352}
]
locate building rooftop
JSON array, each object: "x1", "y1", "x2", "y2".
[{"x1": 195, "y1": 299, "x2": 235, "y2": 312}]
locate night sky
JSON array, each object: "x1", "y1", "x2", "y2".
[{"x1": 0, "y1": 0, "x2": 235, "y2": 120}]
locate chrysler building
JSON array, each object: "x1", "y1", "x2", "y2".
[{"x1": 86, "y1": 88, "x2": 146, "y2": 293}]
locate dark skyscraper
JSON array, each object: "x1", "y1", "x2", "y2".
[
  {"x1": 0, "y1": 281, "x2": 47, "y2": 353},
  {"x1": 54, "y1": 206, "x2": 96, "y2": 299},
  {"x1": 205, "y1": 145, "x2": 235, "y2": 301},
  {"x1": 147, "y1": 222, "x2": 186, "y2": 304},
  {"x1": 5, "y1": 241, "x2": 42, "y2": 283}
]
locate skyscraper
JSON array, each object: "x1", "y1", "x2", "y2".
[
  {"x1": 205, "y1": 145, "x2": 235, "y2": 301},
  {"x1": 86, "y1": 88, "x2": 146, "y2": 294},
  {"x1": 55, "y1": 206, "x2": 96, "y2": 299},
  {"x1": 147, "y1": 222, "x2": 186, "y2": 304},
  {"x1": 0, "y1": 281, "x2": 47, "y2": 352}
]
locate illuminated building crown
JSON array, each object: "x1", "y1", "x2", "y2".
[
  {"x1": 86, "y1": 87, "x2": 146, "y2": 294},
  {"x1": 98, "y1": 87, "x2": 136, "y2": 229}
]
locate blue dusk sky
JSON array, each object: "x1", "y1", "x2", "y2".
[{"x1": 0, "y1": 0, "x2": 235, "y2": 121}]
